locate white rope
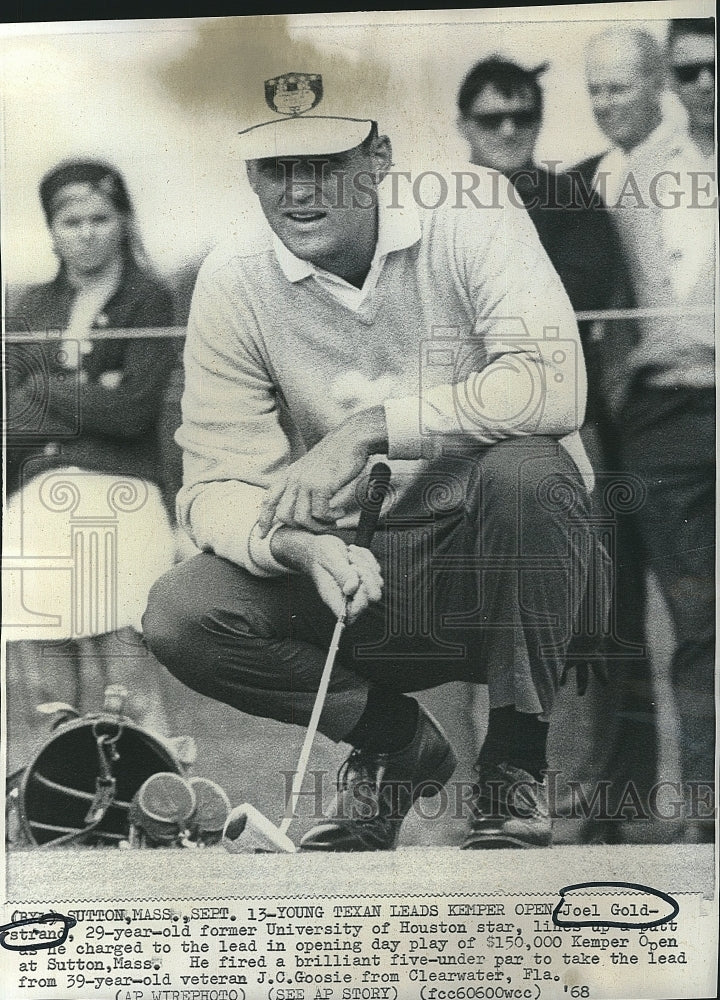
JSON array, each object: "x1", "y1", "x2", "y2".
[
  {"x1": 3, "y1": 305, "x2": 715, "y2": 342},
  {"x1": 4, "y1": 326, "x2": 185, "y2": 343},
  {"x1": 575, "y1": 306, "x2": 715, "y2": 323}
]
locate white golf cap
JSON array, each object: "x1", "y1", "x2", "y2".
[{"x1": 238, "y1": 72, "x2": 375, "y2": 160}]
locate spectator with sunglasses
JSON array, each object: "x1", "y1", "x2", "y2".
[
  {"x1": 625, "y1": 18, "x2": 715, "y2": 843},
  {"x1": 456, "y1": 58, "x2": 631, "y2": 447},
  {"x1": 456, "y1": 57, "x2": 623, "y2": 317}
]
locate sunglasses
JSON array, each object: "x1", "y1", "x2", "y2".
[
  {"x1": 672, "y1": 61, "x2": 715, "y2": 84},
  {"x1": 468, "y1": 110, "x2": 540, "y2": 131}
]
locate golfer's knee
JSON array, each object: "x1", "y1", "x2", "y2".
[
  {"x1": 481, "y1": 436, "x2": 578, "y2": 506},
  {"x1": 465, "y1": 438, "x2": 536, "y2": 515}
]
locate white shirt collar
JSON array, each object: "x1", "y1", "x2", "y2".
[
  {"x1": 272, "y1": 200, "x2": 422, "y2": 285},
  {"x1": 598, "y1": 117, "x2": 675, "y2": 165}
]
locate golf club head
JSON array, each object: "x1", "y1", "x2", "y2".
[{"x1": 222, "y1": 803, "x2": 296, "y2": 854}]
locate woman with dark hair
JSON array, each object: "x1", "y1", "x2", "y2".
[{"x1": 5, "y1": 159, "x2": 179, "y2": 764}]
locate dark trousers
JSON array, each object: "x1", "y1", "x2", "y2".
[
  {"x1": 144, "y1": 438, "x2": 592, "y2": 745},
  {"x1": 577, "y1": 407, "x2": 656, "y2": 825},
  {"x1": 620, "y1": 386, "x2": 715, "y2": 788}
]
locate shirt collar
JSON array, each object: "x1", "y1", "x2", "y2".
[
  {"x1": 273, "y1": 200, "x2": 422, "y2": 284},
  {"x1": 273, "y1": 237, "x2": 314, "y2": 282}
]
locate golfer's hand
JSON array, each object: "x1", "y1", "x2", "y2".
[
  {"x1": 257, "y1": 408, "x2": 388, "y2": 537},
  {"x1": 271, "y1": 530, "x2": 383, "y2": 622}
]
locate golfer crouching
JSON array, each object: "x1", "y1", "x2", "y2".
[{"x1": 143, "y1": 72, "x2": 595, "y2": 852}]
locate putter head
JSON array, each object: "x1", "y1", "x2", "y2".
[{"x1": 222, "y1": 803, "x2": 296, "y2": 854}]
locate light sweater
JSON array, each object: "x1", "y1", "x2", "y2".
[{"x1": 177, "y1": 172, "x2": 591, "y2": 576}]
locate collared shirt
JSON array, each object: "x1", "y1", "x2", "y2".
[
  {"x1": 657, "y1": 136, "x2": 716, "y2": 302},
  {"x1": 595, "y1": 122, "x2": 716, "y2": 300}
]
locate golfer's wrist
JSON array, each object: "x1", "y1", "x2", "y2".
[
  {"x1": 270, "y1": 526, "x2": 317, "y2": 572},
  {"x1": 248, "y1": 521, "x2": 288, "y2": 575}
]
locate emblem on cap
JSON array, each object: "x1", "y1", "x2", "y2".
[{"x1": 265, "y1": 73, "x2": 323, "y2": 117}]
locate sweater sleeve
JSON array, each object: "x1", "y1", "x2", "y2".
[
  {"x1": 175, "y1": 255, "x2": 294, "y2": 575},
  {"x1": 384, "y1": 191, "x2": 587, "y2": 458}
]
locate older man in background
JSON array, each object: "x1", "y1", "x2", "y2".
[
  {"x1": 581, "y1": 20, "x2": 716, "y2": 842},
  {"x1": 578, "y1": 29, "x2": 670, "y2": 189}
]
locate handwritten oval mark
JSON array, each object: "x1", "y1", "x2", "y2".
[
  {"x1": 553, "y1": 882, "x2": 679, "y2": 929},
  {"x1": 0, "y1": 912, "x2": 77, "y2": 952}
]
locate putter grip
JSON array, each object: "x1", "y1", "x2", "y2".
[{"x1": 354, "y1": 462, "x2": 391, "y2": 549}]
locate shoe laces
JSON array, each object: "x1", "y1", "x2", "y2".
[{"x1": 338, "y1": 748, "x2": 388, "y2": 793}]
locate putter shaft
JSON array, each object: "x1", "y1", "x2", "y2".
[{"x1": 278, "y1": 598, "x2": 347, "y2": 836}]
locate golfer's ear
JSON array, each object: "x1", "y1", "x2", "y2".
[{"x1": 246, "y1": 161, "x2": 258, "y2": 192}]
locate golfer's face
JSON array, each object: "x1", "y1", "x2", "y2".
[{"x1": 247, "y1": 145, "x2": 378, "y2": 267}]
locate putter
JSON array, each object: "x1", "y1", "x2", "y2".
[{"x1": 222, "y1": 461, "x2": 392, "y2": 853}]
